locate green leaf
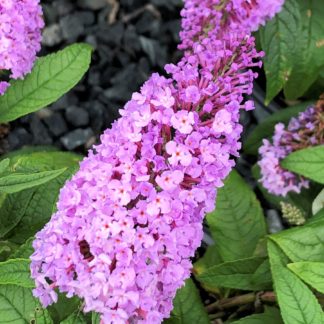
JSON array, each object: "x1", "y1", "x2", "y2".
[
  {"x1": 194, "y1": 245, "x2": 222, "y2": 275},
  {"x1": 196, "y1": 256, "x2": 272, "y2": 291},
  {"x1": 0, "y1": 151, "x2": 81, "y2": 243},
  {"x1": 92, "y1": 312, "x2": 100, "y2": 324},
  {"x1": 0, "y1": 168, "x2": 66, "y2": 194},
  {"x1": 307, "y1": 208, "x2": 324, "y2": 225},
  {"x1": 268, "y1": 240, "x2": 323, "y2": 324},
  {"x1": 231, "y1": 306, "x2": 283, "y2": 324},
  {"x1": 0, "y1": 258, "x2": 33, "y2": 288},
  {"x1": 164, "y1": 279, "x2": 209, "y2": 324},
  {"x1": 0, "y1": 284, "x2": 53, "y2": 324},
  {"x1": 288, "y1": 261, "x2": 324, "y2": 294},
  {"x1": 207, "y1": 170, "x2": 267, "y2": 262},
  {"x1": 48, "y1": 295, "x2": 81, "y2": 323},
  {"x1": 0, "y1": 159, "x2": 10, "y2": 174},
  {"x1": 260, "y1": 0, "x2": 300, "y2": 104},
  {"x1": 271, "y1": 218, "x2": 324, "y2": 262},
  {"x1": 283, "y1": 0, "x2": 324, "y2": 99},
  {"x1": 304, "y1": 67, "x2": 324, "y2": 99},
  {"x1": 60, "y1": 311, "x2": 87, "y2": 324},
  {"x1": 281, "y1": 146, "x2": 324, "y2": 184},
  {"x1": 0, "y1": 43, "x2": 92, "y2": 123},
  {"x1": 0, "y1": 190, "x2": 34, "y2": 239},
  {"x1": 244, "y1": 102, "x2": 312, "y2": 155},
  {"x1": 193, "y1": 245, "x2": 222, "y2": 293},
  {"x1": 0, "y1": 241, "x2": 18, "y2": 262},
  {"x1": 9, "y1": 150, "x2": 81, "y2": 173},
  {"x1": 312, "y1": 189, "x2": 324, "y2": 215},
  {"x1": 10, "y1": 237, "x2": 34, "y2": 259}
]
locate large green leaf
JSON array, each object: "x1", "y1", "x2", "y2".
[
  {"x1": 0, "y1": 259, "x2": 33, "y2": 288},
  {"x1": 288, "y1": 261, "x2": 324, "y2": 294},
  {"x1": 0, "y1": 43, "x2": 92, "y2": 123},
  {"x1": 231, "y1": 306, "x2": 283, "y2": 324},
  {"x1": 271, "y1": 218, "x2": 324, "y2": 262},
  {"x1": 207, "y1": 171, "x2": 267, "y2": 262},
  {"x1": 281, "y1": 146, "x2": 324, "y2": 184},
  {"x1": 196, "y1": 256, "x2": 272, "y2": 291},
  {"x1": 0, "y1": 168, "x2": 66, "y2": 194},
  {"x1": 244, "y1": 102, "x2": 312, "y2": 155},
  {"x1": 164, "y1": 279, "x2": 209, "y2": 324},
  {"x1": 268, "y1": 240, "x2": 323, "y2": 324},
  {"x1": 0, "y1": 151, "x2": 81, "y2": 243},
  {"x1": 260, "y1": 0, "x2": 300, "y2": 104},
  {"x1": 284, "y1": 0, "x2": 324, "y2": 99},
  {"x1": 0, "y1": 284, "x2": 53, "y2": 324}
]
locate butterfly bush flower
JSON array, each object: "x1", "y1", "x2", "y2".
[
  {"x1": 179, "y1": 0, "x2": 284, "y2": 51},
  {"x1": 31, "y1": 1, "x2": 284, "y2": 323},
  {"x1": 0, "y1": 0, "x2": 44, "y2": 94},
  {"x1": 258, "y1": 100, "x2": 324, "y2": 197}
]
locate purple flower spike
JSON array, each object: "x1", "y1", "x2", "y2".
[{"x1": 31, "y1": 1, "x2": 284, "y2": 323}]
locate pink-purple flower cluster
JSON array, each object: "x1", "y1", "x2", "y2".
[
  {"x1": 31, "y1": 1, "x2": 284, "y2": 323},
  {"x1": 0, "y1": 0, "x2": 44, "y2": 95},
  {"x1": 259, "y1": 103, "x2": 324, "y2": 197},
  {"x1": 179, "y1": 0, "x2": 284, "y2": 51}
]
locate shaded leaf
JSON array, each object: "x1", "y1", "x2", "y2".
[
  {"x1": 207, "y1": 170, "x2": 267, "y2": 262},
  {"x1": 194, "y1": 245, "x2": 228, "y2": 293},
  {"x1": 60, "y1": 311, "x2": 87, "y2": 324},
  {"x1": 48, "y1": 295, "x2": 81, "y2": 324},
  {"x1": 284, "y1": 0, "x2": 324, "y2": 99},
  {"x1": 193, "y1": 245, "x2": 222, "y2": 276},
  {"x1": 0, "y1": 190, "x2": 34, "y2": 239},
  {"x1": 260, "y1": 0, "x2": 300, "y2": 104},
  {"x1": 10, "y1": 237, "x2": 34, "y2": 259},
  {"x1": 0, "y1": 241, "x2": 18, "y2": 261},
  {"x1": 231, "y1": 306, "x2": 283, "y2": 324},
  {"x1": 164, "y1": 279, "x2": 209, "y2": 324}
]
